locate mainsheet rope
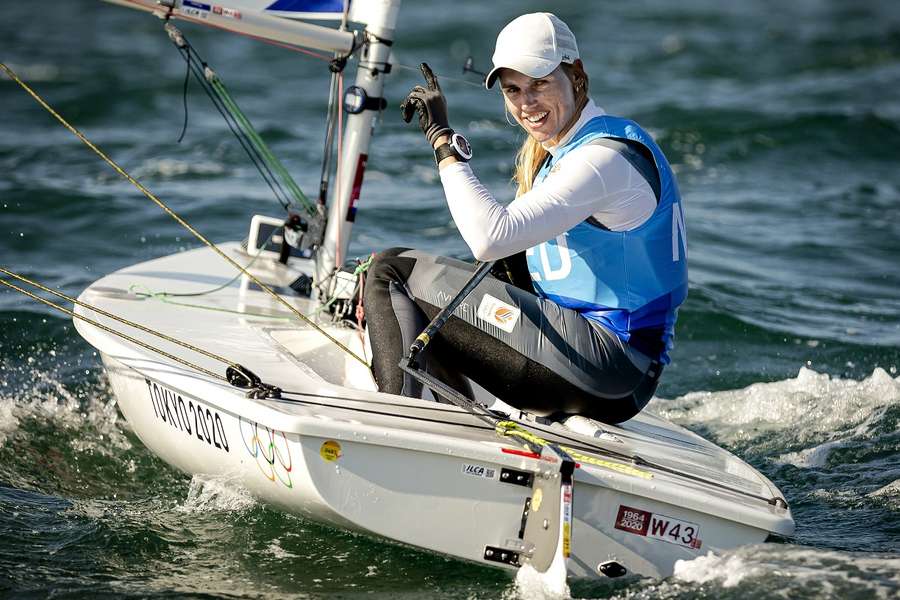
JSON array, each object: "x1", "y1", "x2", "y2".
[
  {"x1": 0, "y1": 273, "x2": 227, "y2": 383},
  {"x1": 0, "y1": 62, "x2": 370, "y2": 368},
  {"x1": 0, "y1": 266, "x2": 247, "y2": 377}
]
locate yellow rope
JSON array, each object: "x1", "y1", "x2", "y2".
[
  {"x1": 0, "y1": 62, "x2": 370, "y2": 368},
  {"x1": 0, "y1": 277, "x2": 226, "y2": 382},
  {"x1": 560, "y1": 447, "x2": 653, "y2": 480},
  {"x1": 496, "y1": 420, "x2": 551, "y2": 448},
  {"x1": 495, "y1": 420, "x2": 653, "y2": 479},
  {"x1": 0, "y1": 266, "x2": 241, "y2": 371}
]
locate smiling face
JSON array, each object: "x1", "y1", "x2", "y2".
[{"x1": 499, "y1": 66, "x2": 578, "y2": 145}]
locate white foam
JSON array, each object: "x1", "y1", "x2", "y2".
[
  {"x1": 510, "y1": 561, "x2": 570, "y2": 600},
  {"x1": 673, "y1": 551, "x2": 763, "y2": 587},
  {"x1": 867, "y1": 479, "x2": 900, "y2": 509},
  {"x1": 177, "y1": 475, "x2": 256, "y2": 514},
  {"x1": 0, "y1": 361, "x2": 132, "y2": 454},
  {"x1": 0, "y1": 400, "x2": 19, "y2": 448},
  {"x1": 673, "y1": 545, "x2": 900, "y2": 599},
  {"x1": 265, "y1": 538, "x2": 297, "y2": 559},
  {"x1": 653, "y1": 367, "x2": 900, "y2": 466}
]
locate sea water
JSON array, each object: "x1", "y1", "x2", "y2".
[{"x1": 2, "y1": 0, "x2": 899, "y2": 598}]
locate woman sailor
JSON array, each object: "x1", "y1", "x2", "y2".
[{"x1": 364, "y1": 12, "x2": 688, "y2": 424}]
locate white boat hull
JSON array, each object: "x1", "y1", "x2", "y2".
[{"x1": 75, "y1": 242, "x2": 794, "y2": 579}]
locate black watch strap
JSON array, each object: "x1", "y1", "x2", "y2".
[{"x1": 434, "y1": 143, "x2": 462, "y2": 164}]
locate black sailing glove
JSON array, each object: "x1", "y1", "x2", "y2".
[{"x1": 400, "y1": 63, "x2": 452, "y2": 146}]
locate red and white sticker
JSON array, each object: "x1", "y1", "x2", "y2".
[
  {"x1": 212, "y1": 5, "x2": 242, "y2": 19},
  {"x1": 614, "y1": 505, "x2": 702, "y2": 549}
]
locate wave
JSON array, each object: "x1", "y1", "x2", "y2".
[
  {"x1": 648, "y1": 106, "x2": 900, "y2": 165},
  {"x1": 671, "y1": 545, "x2": 900, "y2": 599},
  {"x1": 562, "y1": 544, "x2": 900, "y2": 600},
  {"x1": 0, "y1": 349, "x2": 138, "y2": 498},
  {"x1": 177, "y1": 475, "x2": 257, "y2": 514},
  {"x1": 653, "y1": 367, "x2": 900, "y2": 555},
  {"x1": 127, "y1": 157, "x2": 227, "y2": 180},
  {"x1": 654, "y1": 366, "x2": 899, "y2": 460},
  {"x1": 0, "y1": 363, "x2": 129, "y2": 453}
]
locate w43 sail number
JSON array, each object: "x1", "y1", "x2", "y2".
[
  {"x1": 145, "y1": 379, "x2": 229, "y2": 452},
  {"x1": 614, "y1": 504, "x2": 701, "y2": 549}
]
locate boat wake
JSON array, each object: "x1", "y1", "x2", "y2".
[
  {"x1": 671, "y1": 545, "x2": 900, "y2": 599},
  {"x1": 653, "y1": 366, "x2": 899, "y2": 463},
  {"x1": 510, "y1": 562, "x2": 570, "y2": 600},
  {"x1": 177, "y1": 475, "x2": 257, "y2": 514},
  {"x1": 653, "y1": 366, "x2": 900, "y2": 557},
  {"x1": 558, "y1": 545, "x2": 900, "y2": 600},
  {"x1": 0, "y1": 357, "x2": 130, "y2": 455},
  {"x1": 2, "y1": 345, "x2": 897, "y2": 598}
]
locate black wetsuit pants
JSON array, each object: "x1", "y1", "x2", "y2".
[{"x1": 363, "y1": 248, "x2": 662, "y2": 424}]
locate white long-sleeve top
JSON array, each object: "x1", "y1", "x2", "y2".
[{"x1": 439, "y1": 100, "x2": 657, "y2": 261}]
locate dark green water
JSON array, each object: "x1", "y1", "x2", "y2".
[{"x1": 2, "y1": 1, "x2": 900, "y2": 598}]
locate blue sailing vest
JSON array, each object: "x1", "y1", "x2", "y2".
[{"x1": 526, "y1": 115, "x2": 688, "y2": 363}]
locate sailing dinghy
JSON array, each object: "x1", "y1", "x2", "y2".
[
  {"x1": 73, "y1": 240, "x2": 794, "y2": 579},
  {"x1": 20, "y1": 0, "x2": 794, "y2": 581}
]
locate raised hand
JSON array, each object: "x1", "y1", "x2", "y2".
[{"x1": 400, "y1": 63, "x2": 452, "y2": 146}]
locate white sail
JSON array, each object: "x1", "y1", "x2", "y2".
[
  {"x1": 105, "y1": 0, "x2": 347, "y2": 19},
  {"x1": 215, "y1": 0, "x2": 349, "y2": 21},
  {"x1": 102, "y1": 0, "x2": 355, "y2": 52}
]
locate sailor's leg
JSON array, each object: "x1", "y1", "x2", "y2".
[
  {"x1": 364, "y1": 248, "x2": 425, "y2": 396},
  {"x1": 365, "y1": 248, "x2": 474, "y2": 398},
  {"x1": 394, "y1": 250, "x2": 659, "y2": 423}
]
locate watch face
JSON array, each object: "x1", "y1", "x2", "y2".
[{"x1": 450, "y1": 133, "x2": 473, "y2": 160}]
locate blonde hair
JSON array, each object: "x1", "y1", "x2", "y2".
[{"x1": 512, "y1": 62, "x2": 589, "y2": 196}]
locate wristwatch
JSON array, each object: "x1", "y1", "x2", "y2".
[{"x1": 434, "y1": 132, "x2": 473, "y2": 164}]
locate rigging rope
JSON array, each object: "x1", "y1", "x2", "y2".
[
  {"x1": 166, "y1": 23, "x2": 316, "y2": 216},
  {"x1": 126, "y1": 222, "x2": 278, "y2": 301},
  {"x1": 209, "y1": 74, "x2": 314, "y2": 213},
  {"x1": 0, "y1": 62, "x2": 370, "y2": 368},
  {"x1": 0, "y1": 266, "x2": 243, "y2": 376},
  {"x1": 317, "y1": 39, "x2": 346, "y2": 216},
  {"x1": 0, "y1": 274, "x2": 227, "y2": 383},
  {"x1": 393, "y1": 62, "x2": 484, "y2": 89},
  {"x1": 193, "y1": 58, "x2": 295, "y2": 212},
  {"x1": 177, "y1": 49, "x2": 191, "y2": 143}
]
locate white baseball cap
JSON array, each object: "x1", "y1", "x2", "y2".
[{"x1": 485, "y1": 13, "x2": 580, "y2": 90}]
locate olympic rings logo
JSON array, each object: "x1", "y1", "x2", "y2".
[{"x1": 239, "y1": 417, "x2": 293, "y2": 488}]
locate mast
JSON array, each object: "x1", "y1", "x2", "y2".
[
  {"x1": 315, "y1": 0, "x2": 401, "y2": 290},
  {"x1": 104, "y1": 0, "x2": 401, "y2": 294}
]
